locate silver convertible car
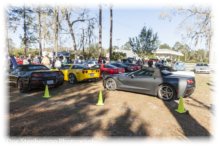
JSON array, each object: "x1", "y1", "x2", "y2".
[{"x1": 103, "y1": 67, "x2": 195, "y2": 101}]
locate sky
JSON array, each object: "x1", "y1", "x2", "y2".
[{"x1": 7, "y1": 6, "x2": 205, "y2": 50}]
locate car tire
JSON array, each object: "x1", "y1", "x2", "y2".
[
  {"x1": 17, "y1": 79, "x2": 28, "y2": 93},
  {"x1": 157, "y1": 84, "x2": 176, "y2": 101},
  {"x1": 105, "y1": 78, "x2": 117, "y2": 91},
  {"x1": 69, "y1": 74, "x2": 77, "y2": 84}
]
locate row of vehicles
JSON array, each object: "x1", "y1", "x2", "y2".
[{"x1": 9, "y1": 57, "x2": 196, "y2": 101}]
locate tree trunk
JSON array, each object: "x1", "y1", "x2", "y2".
[
  {"x1": 82, "y1": 28, "x2": 85, "y2": 54},
  {"x1": 23, "y1": 7, "x2": 27, "y2": 56},
  {"x1": 65, "y1": 10, "x2": 77, "y2": 51},
  {"x1": 38, "y1": 7, "x2": 42, "y2": 57},
  {"x1": 99, "y1": 5, "x2": 102, "y2": 55},
  {"x1": 54, "y1": 8, "x2": 59, "y2": 57},
  {"x1": 109, "y1": 6, "x2": 113, "y2": 60}
]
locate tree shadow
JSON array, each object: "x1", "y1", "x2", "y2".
[
  {"x1": 186, "y1": 97, "x2": 212, "y2": 111},
  {"x1": 163, "y1": 100, "x2": 211, "y2": 137},
  {"x1": 106, "y1": 106, "x2": 148, "y2": 137},
  {"x1": 9, "y1": 81, "x2": 108, "y2": 137}
]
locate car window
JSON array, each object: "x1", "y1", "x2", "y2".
[
  {"x1": 133, "y1": 69, "x2": 154, "y2": 77},
  {"x1": 61, "y1": 65, "x2": 71, "y2": 69},
  {"x1": 21, "y1": 65, "x2": 49, "y2": 71},
  {"x1": 104, "y1": 64, "x2": 117, "y2": 69}
]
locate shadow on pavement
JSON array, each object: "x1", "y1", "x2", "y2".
[{"x1": 163, "y1": 100, "x2": 211, "y2": 137}]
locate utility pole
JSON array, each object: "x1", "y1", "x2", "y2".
[
  {"x1": 109, "y1": 6, "x2": 113, "y2": 60},
  {"x1": 99, "y1": 5, "x2": 102, "y2": 56}
]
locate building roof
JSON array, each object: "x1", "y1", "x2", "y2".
[{"x1": 152, "y1": 49, "x2": 184, "y2": 56}]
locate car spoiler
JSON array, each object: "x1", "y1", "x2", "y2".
[{"x1": 10, "y1": 56, "x2": 18, "y2": 69}]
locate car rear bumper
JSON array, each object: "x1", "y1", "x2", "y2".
[
  {"x1": 195, "y1": 70, "x2": 210, "y2": 73},
  {"x1": 184, "y1": 87, "x2": 195, "y2": 97},
  {"x1": 29, "y1": 77, "x2": 64, "y2": 88}
]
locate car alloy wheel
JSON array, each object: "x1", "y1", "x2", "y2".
[
  {"x1": 105, "y1": 78, "x2": 117, "y2": 90},
  {"x1": 69, "y1": 74, "x2": 76, "y2": 84},
  {"x1": 158, "y1": 85, "x2": 175, "y2": 101}
]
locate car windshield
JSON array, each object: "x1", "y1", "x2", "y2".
[
  {"x1": 61, "y1": 65, "x2": 71, "y2": 69},
  {"x1": 111, "y1": 63, "x2": 126, "y2": 67},
  {"x1": 105, "y1": 64, "x2": 117, "y2": 69},
  {"x1": 21, "y1": 65, "x2": 49, "y2": 71}
]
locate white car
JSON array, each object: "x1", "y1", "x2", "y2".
[
  {"x1": 85, "y1": 60, "x2": 98, "y2": 68},
  {"x1": 195, "y1": 63, "x2": 210, "y2": 74}
]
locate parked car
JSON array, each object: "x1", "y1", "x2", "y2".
[
  {"x1": 103, "y1": 67, "x2": 195, "y2": 101},
  {"x1": 195, "y1": 63, "x2": 210, "y2": 74},
  {"x1": 110, "y1": 62, "x2": 135, "y2": 72},
  {"x1": 123, "y1": 63, "x2": 141, "y2": 71},
  {"x1": 9, "y1": 64, "x2": 64, "y2": 93},
  {"x1": 60, "y1": 64, "x2": 100, "y2": 84},
  {"x1": 85, "y1": 60, "x2": 98, "y2": 68},
  {"x1": 100, "y1": 64, "x2": 125, "y2": 77},
  {"x1": 173, "y1": 61, "x2": 186, "y2": 71}
]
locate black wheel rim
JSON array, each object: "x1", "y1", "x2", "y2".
[
  {"x1": 159, "y1": 85, "x2": 174, "y2": 100},
  {"x1": 69, "y1": 75, "x2": 75, "y2": 84}
]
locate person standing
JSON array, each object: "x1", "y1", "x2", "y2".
[
  {"x1": 41, "y1": 54, "x2": 50, "y2": 68},
  {"x1": 23, "y1": 56, "x2": 29, "y2": 65},
  {"x1": 54, "y1": 57, "x2": 62, "y2": 69}
]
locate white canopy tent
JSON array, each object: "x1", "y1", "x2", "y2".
[{"x1": 152, "y1": 49, "x2": 184, "y2": 61}]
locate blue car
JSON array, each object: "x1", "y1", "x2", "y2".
[{"x1": 173, "y1": 61, "x2": 186, "y2": 71}]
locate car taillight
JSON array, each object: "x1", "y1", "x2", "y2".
[
  {"x1": 187, "y1": 79, "x2": 194, "y2": 84},
  {"x1": 82, "y1": 70, "x2": 88, "y2": 74},
  {"x1": 32, "y1": 73, "x2": 43, "y2": 77}
]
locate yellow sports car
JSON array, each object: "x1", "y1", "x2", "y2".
[{"x1": 60, "y1": 64, "x2": 100, "y2": 84}]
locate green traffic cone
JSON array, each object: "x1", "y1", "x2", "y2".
[
  {"x1": 175, "y1": 96, "x2": 187, "y2": 113},
  {"x1": 43, "y1": 85, "x2": 51, "y2": 98},
  {"x1": 96, "y1": 90, "x2": 104, "y2": 106}
]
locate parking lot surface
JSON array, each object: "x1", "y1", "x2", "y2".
[{"x1": 9, "y1": 74, "x2": 213, "y2": 138}]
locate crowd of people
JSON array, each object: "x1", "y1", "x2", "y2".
[{"x1": 10, "y1": 53, "x2": 70, "y2": 69}]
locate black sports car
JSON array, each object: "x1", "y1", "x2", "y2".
[
  {"x1": 9, "y1": 64, "x2": 64, "y2": 93},
  {"x1": 110, "y1": 62, "x2": 134, "y2": 72},
  {"x1": 103, "y1": 67, "x2": 195, "y2": 101}
]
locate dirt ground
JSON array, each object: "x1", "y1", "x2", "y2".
[{"x1": 8, "y1": 74, "x2": 213, "y2": 138}]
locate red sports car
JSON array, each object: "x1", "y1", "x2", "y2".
[{"x1": 100, "y1": 64, "x2": 125, "y2": 76}]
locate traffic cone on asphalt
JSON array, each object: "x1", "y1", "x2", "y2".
[
  {"x1": 175, "y1": 96, "x2": 187, "y2": 114},
  {"x1": 43, "y1": 85, "x2": 51, "y2": 98},
  {"x1": 96, "y1": 90, "x2": 104, "y2": 106}
]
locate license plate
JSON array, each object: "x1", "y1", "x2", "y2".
[
  {"x1": 90, "y1": 73, "x2": 94, "y2": 77},
  {"x1": 47, "y1": 80, "x2": 54, "y2": 85}
]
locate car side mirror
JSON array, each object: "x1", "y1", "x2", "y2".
[{"x1": 130, "y1": 74, "x2": 135, "y2": 78}]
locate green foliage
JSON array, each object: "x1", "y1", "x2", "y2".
[
  {"x1": 129, "y1": 26, "x2": 159, "y2": 58},
  {"x1": 122, "y1": 42, "x2": 132, "y2": 50},
  {"x1": 111, "y1": 52, "x2": 126, "y2": 61},
  {"x1": 159, "y1": 43, "x2": 171, "y2": 49},
  {"x1": 8, "y1": 49, "x2": 40, "y2": 57}
]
